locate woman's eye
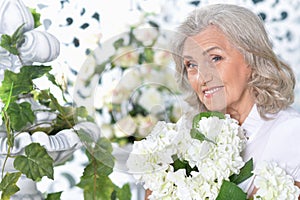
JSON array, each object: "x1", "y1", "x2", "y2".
[
  {"x1": 185, "y1": 61, "x2": 198, "y2": 69},
  {"x1": 212, "y1": 55, "x2": 222, "y2": 62}
]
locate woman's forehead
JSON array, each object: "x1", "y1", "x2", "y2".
[{"x1": 182, "y1": 26, "x2": 232, "y2": 57}]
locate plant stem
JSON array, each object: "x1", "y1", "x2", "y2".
[{"x1": 1, "y1": 112, "x2": 12, "y2": 179}]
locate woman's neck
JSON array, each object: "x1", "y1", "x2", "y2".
[{"x1": 226, "y1": 101, "x2": 255, "y2": 125}]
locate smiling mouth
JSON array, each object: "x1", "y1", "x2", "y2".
[{"x1": 203, "y1": 86, "x2": 223, "y2": 96}]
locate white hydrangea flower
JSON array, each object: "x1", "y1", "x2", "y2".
[
  {"x1": 127, "y1": 113, "x2": 247, "y2": 199},
  {"x1": 253, "y1": 161, "x2": 300, "y2": 200},
  {"x1": 189, "y1": 115, "x2": 246, "y2": 182},
  {"x1": 127, "y1": 121, "x2": 179, "y2": 175}
]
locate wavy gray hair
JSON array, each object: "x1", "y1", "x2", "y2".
[{"x1": 171, "y1": 4, "x2": 295, "y2": 118}]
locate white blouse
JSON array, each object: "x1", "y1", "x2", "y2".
[{"x1": 239, "y1": 104, "x2": 300, "y2": 194}]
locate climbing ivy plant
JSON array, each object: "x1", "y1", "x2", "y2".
[{"x1": 0, "y1": 9, "x2": 131, "y2": 200}]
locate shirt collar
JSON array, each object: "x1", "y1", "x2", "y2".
[{"x1": 241, "y1": 104, "x2": 265, "y2": 140}]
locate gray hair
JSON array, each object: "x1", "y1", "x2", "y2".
[{"x1": 171, "y1": 4, "x2": 295, "y2": 118}]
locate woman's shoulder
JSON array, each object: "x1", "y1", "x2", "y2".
[
  {"x1": 270, "y1": 106, "x2": 300, "y2": 129},
  {"x1": 262, "y1": 107, "x2": 300, "y2": 180}
]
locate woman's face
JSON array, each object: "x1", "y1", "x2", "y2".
[{"x1": 182, "y1": 25, "x2": 254, "y2": 114}]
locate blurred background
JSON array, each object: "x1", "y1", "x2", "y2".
[{"x1": 20, "y1": 0, "x2": 300, "y2": 199}]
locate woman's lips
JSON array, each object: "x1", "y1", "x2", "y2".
[{"x1": 203, "y1": 86, "x2": 223, "y2": 97}]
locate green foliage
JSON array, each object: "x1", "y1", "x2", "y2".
[
  {"x1": 30, "y1": 8, "x2": 41, "y2": 28},
  {"x1": 77, "y1": 137, "x2": 114, "y2": 199},
  {"x1": 0, "y1": 67, "x2": 38, "y2": 103},
  {"x1": 77, "y1": 136, "x2": 131, "y2": 200},
  {"x1": 230, "y1": 158, "x2": 254, "y2": 185},
  {"x1": 190, "y1": 128, "x2": 216, "y2": 144},
  {"x1": 0, "y1": 6, "x2": 126, "y2": 200},
  {"x1": 13, "y1": 143, "x2": 54, "y2": 181},
  {"x1": 78, "y1": 131, "x2": 115, "y2": 168},
  {"x1": 0, "y1": 172, "x2": 21, "y2": 200},
  {"x1": 0, "y1": 24, "x2": 24, "y2": 55},
  {"x1": 6, "y1": 102, "x2": 35, "y2": 131},
  {"x1": 171, "y1": 157, "x2": 197, "y2": 176},
  {"x1": 216, "y1": 180, "x2": 247, "y2": 200},
  {"x1": 113, "y1": 183, "x2": 132, "y2": 200},
  {"x1": 45, "y1": 191, "x2": 62, "y2": 200},
  {"x1": 0, "y1": 35, "x2": 19, "y2": 55},
  {"x1": 113, "y1": 38, "x2": 124, "y2": 49}
]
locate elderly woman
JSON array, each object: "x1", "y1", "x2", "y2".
[
  {"x1": 173, "y1": 3, "x2": 300, "y2": 197},
  {"x1": 146, "y1": 3, "x2": 300, "y2": 199}
]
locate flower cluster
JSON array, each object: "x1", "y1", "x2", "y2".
[
  {"x1": 127, "y1": 113, "x2": 247, "y2": 199},
  {"x1": 127, "y1": 112, "x2": 300, "y2": 200},
  {"x1": 253, "y1": 161, "x2": 300, "y2": 200},
  {"x1": 93, "y1": 13, "x2": 183, "y2": 145}
]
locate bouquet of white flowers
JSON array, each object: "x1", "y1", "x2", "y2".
[{"x1": 127, "y1": 112, "x2": 300, "y2": 200}]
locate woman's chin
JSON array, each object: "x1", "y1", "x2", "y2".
[{"x1": 204, "y1": 102, "x2": 226, "y2": 113}]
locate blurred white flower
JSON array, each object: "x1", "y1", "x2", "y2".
[
  {"x1": 153, "y1": 50, "x2": 172, "y2": 67},
  {"x1": 135, "y1": 114, "x2": 158, "y2": 138},
  {"x1": 112, "y1": 46, "x2": 139, "y2": 68},
  {"x1": 100, "y1": 123, "x2": 114, "y2": 139},
  {"x1": 119, "y1": 68, "x2": 142, "y2": 90},
  {"x1": 138, "y1": 87, "x2": 163, "y2": 114},
  {"x1": 115, "y1": 115, "x2": 137, "y2": 137},
  {"x1": 140, "y1": 64, "x2": 165, "y2": 85},
  {"x1": 97, "y1": 79, "x2": 131, "y2": 107},
  {"x1": 94, "y1": 12, "x2": 182, "y2": 146},
  {"x1": 133, "y1": 25, "x2": 159, "y2": 46}
]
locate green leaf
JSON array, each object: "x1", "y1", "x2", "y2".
[
  {"x1": 0, "y1": 24, "x2": 25, "y2": 55},
  {"x1": 0, "y1": 65, "x2": 51, "y2": 104},
  {"x1": 30, "y1": 8, "x2": 42, "y2": 28},
  {"x1": 14, "y1": 143, "x2": 54, "y2": 181},
  {"x1": 190, "y1": 128, "x2": 216, "y2": 144},
  {"x1": 45, "y1": 191, "x2": 62, "y2": 200},
  {"x1": 6, "y1": 102, "x2": 35, "y2": 131},
  {"x1": 192, "y1": 111, "x2": 225, "y2": 129},
  {"x1": 78, "y1": 131, "x2": 115, "y2": 168},
  {"x1": 171, "y1": 157, "x2": 197, "y2": 176},
  {"x1": 148, "y1": 20, "x2": 159, "y2": 29},
  {"x1": 11, "y1": 24, "x2": 25, "y2": 48},
  {"x1": 143, "y1": 48, "x2": 154, "y2": 62},
  {"x1": 20, "y1": 65, "x2": 52, "y2": 79},
  {"x1": 216, "y1": 180, "x2": 247, "y2": 200},
  {"x1": 0, "y1": 172, "x2": 21, "y2": 200},
  {"x1": 114, "y1": 183, "x2": 131, "y2": 200},
  {"x1": 83, "y1": 153, "x2": 113, "y2": 177},
  {"x1": 230, "y1": 158, "x2": 253, "y2": 185},
  {"x1": 77, "y1": 136, "x2": 116, "y2": 199},
  {"x1": 0, "y1": 34, "x2": 18, "y2": 55},
  {"x1": 172, "y1": 158, "x2": 188, "y2": 171},
  {"x1": 78, "y1": 174, "x2": 115, "y2": 200},
  {"x1": 0, "y1": 70, "x2": 32, "y2": 103},
  {"x1": 113, "y1": 38, "x2": 124, "y2": 49}
]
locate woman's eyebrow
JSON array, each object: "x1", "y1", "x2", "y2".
[
  {"x1": 202, "y1": 46, "x2": 222, "y2": 55},
  {"x1": 183, "y1": 55, "x2": 194, "y2": 59}
]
